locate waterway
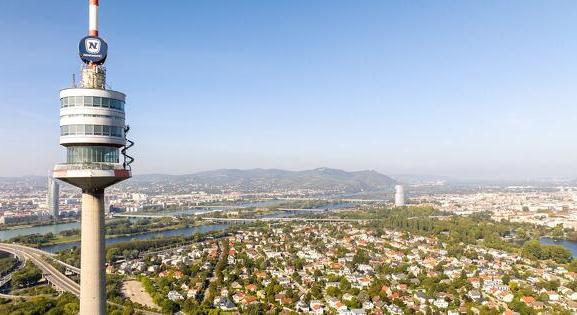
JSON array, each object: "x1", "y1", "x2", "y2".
[
  {"x1": 0, "y1": 213, "x2": 219, "y2": 242},
  {"x1": 0, "y1": 200, "x2": 284, "y2": 241},
  {"x1": 39, "y1": 210, "x2": 297, "y2": 253},
  {"x1": 2, "y1": 201, "x2": 353, "y2": 253},
  {"x1": 540, "y1": 237, "x2": 577, "y2": 257},
  {"x1": 40, "y1": 223, "x2": 230, "y2": 253},
  {"x1": 0, "y1": 222, "x2": 81, "y2": 241}
]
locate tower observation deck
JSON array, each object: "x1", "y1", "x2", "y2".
[
  {"x1": 54, "y1": 66, "x2": 131, "y2": 189},
  {"x1": 52, "y1": 1, "x2": 133, "y2": 314}
]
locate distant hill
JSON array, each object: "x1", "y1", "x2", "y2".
[
  {"x1": 133, "y1": 168, "x2": 397, "y2": 193},
  {"x1": 0, "y1": 176, "x2": 46, "y2": 186},
  {"x1": 390, "y1": 174, "x2": 453, "y2": 185}
]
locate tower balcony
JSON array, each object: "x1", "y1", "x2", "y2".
[{"x1": 53, "y1": 163, "x2": 131, "y2": 190}]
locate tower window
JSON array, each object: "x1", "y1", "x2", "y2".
[
  {"x1": 66, "y1": 146, "x2": 119, "y2": 164},
  {"x1": 60, "y1": 96, "x2": 124, "y2": 110}
]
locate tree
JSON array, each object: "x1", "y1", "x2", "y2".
[
  {"x1": 245, "y1": 303, "x2": 265, "y2": 314},
  {"x1": 326, "y1": 286, "x2": 341, "y2": 297},
  {"x1": 12, "y1": 262, "x2": 42, "y2": 288},
  {"x1": 161, "y1": 300, "x2": 179, "y2": 313},
  {"x1": 340, "y1": 278, "x2": 351, "y2": 291},
  {"x1": 106, "y1": 247, "x2": 120, "y2": 263},
  {"x1": 122, "y1": 305, "x2": 134, "y2": 315},
  {"x1": 522, "y1": 240, "x2": 572, "y2": 263},
  {"x1": 353, "y1": 249, "x2": 369, "y2": 265},
  {"x1": 310, "y1": 283, "x2": 323, "y2": 298},
  {"x1": 63, "y1": 302, "x2": 80, "y2": 315},
  {"x1": 551, "y1": 225, "x2": 564, "y2": 239},
  {"x1": 502, "y1": 274, "x2": 511, "y2": 285}
]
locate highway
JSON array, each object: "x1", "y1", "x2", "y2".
[
  {"x1": 50, "y1": 258, "x2": 80, "y2": 274},
  {"x1": 0, "y1": 248, "x2": 26, "y2": 289},
  {"x1": 1, "y1": 243, "x2": 56, "y2": 257},
  {"x1": 0, "y1": 243, "x2": 162, "y2": 315},
  {"x1": 112, "y1": 213, "x2": 178, "y2": 219},
  {"x1": 0, "y1": 243, "x2": 80, "y2": 274},
  {"x1": 277, "y1": 208, "x2": 329, "y2": 212},
  {"x1": 275, "y1": 197, "x2": 387, "y2": 203},
  {"x1": 187, "y1": 205, "x2": 250, "y2": 209},
  {"x1": 0, "y1": 243, "x2": 80, "y2": 296}
]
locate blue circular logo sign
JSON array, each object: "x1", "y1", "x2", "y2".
[{"x1": 79, "y1": 36, "x2": 108, "y2": 64}]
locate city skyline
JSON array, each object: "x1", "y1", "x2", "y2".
[{"x1": 2, "y1": 1, "x2": 577, "y2": 179}]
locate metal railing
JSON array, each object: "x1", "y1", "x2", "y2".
[{"x1": 54, "y1": 163, "x2": 124, "y2": 171}]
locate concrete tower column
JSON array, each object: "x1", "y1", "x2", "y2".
[{"x1": 80, "y1": 189, "x2": 106, "y2": 315}]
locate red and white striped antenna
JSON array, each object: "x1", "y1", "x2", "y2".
[
  {"x1": 79, "y1": 0, "x2": 107, "y2": 65},
  {"x1": 89, "y1": 0, "x2": 99, "y2": 37}
]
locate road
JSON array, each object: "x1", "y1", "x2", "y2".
[
  {"x1": 0, "y1": 243, "x2": 80, "y2": 296},
  {"x1": 112, "y1": 213, "x2": 178, "y2": 219},
  {"x1": 201, "y1": 217, "x2": 371, "y2": 223},
  {"x1": 0, "y1": 243, "x2": 162, "y2": 315},
  {"x1": 0, "y1": 243, "x2": 80, "y2": 274}
]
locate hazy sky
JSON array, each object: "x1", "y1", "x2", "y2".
[{"x1": 1, "y1": 1, "x2": 576, "y2": 179}]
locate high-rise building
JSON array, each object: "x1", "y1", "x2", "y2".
[
  {"x1": 47, "y1": 177, "x2": 60, "y2": 219},
  {"x1": 52, "y1": 1, "x2": 133, "y2": 314},
  {"x1": 394, "y1": 185, "x2": 405, "y2": 207}
]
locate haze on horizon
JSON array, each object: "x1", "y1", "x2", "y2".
[{"x1": 1, "y1": 1, "x2": 576, "y2": 180}]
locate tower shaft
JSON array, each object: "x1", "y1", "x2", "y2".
[{"x1": 80, "y1": 189, "x2": 106, "y2": 315}]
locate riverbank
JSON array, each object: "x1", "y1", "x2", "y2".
[
  {"x1": 0, "y1": 199, "x2": 347, "y2": 242},
  {"x1": 4, "y1": 218, "x2": 216, "y2": 247},
  {"x1": 0, "y1": 219, "x2": 79, "y2": 232},
  {"x1": 40, "y1": 220, "x2": 206, "y2": 247},
  {"x1": 540, "y1": 237, "x2": 577, "y2": 257},
  {"x1": 4, "y1": 202, "x2": 353, "y2": 253},
  {"x1": 0, "y1": 209, "x2": 224, "y2": 242},
  {"x1": 40, "y1": 223, "x2": 232, "y2": 253}
]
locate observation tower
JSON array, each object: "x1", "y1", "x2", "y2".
[{"x1": 52, "y1": 1, "x2": 133, "y2": 314}]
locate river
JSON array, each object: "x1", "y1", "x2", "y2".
[
  {"x1": 0, "y1": 222, "x2": 81, "y2": 241},
  {"x1": 540, "y1": 237, "x2": 577, "y2": 257},
  {"x1": 4, "y1": 201, "x2": 353, "y2": 253},
  {"x1": 0, "y1": 209, "x2": 216, "y2": 242},
  {"x1": 40, "y1": 223, "x2": 230, "y2": 253},
  {"x1": 0, "y1": 200, "x2": 284, "y2": 241}
]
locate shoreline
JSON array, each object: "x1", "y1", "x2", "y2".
[
  {"x1": 0, "y1": 219, "x2": 80, "y2": 231},
  {"x1": 1, "y1": 221, "x2": 215, "y2": 248},
  {"x1": 540, "y1": 236, "x2": 577, "y2": 257}
]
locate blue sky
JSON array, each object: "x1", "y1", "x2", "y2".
[{"x1": 1, "y1": 1, "x2": 576, "y2": 179}]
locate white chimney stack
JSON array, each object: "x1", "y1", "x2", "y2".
[{"x1": 394, "y1": 185, "x2": 405, "y2": 207}]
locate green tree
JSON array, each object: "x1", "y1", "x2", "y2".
[{"x1": 12, "y1": 261, "x2": 42, "y2": 288}]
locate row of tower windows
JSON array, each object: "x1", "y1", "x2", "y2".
[
  {"x1": 61, "y1": 96, "x2": 125, "y2": 110},
  {"x1": 61, "y1": 124, "x2": 124, "y2": 137},
  {"x1": 67, "y1": 146, "x2": 119, "y2": 164},
  {"x1": 61, "y1": 114, "x2": 124, "y2": 121}
]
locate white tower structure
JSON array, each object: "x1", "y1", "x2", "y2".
[
  {"x1": 47, "y1": 177, "x2": 60, "y2": 219},
  {"x1": 53, "y1": 1, "x2": 133, "y2": 314},
  {"x1": 394, "y1": 185, "x2": 405, "y2": 207}
]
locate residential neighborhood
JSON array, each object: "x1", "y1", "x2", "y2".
[{"x1": 112, "y1": 221, "x2": 577, "y2": 314}]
